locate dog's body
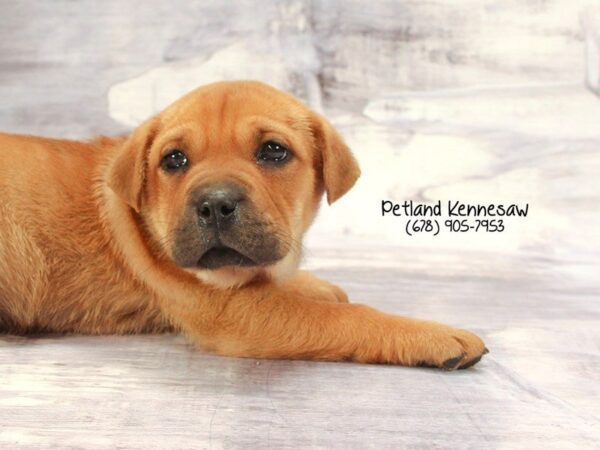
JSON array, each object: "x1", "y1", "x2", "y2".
[
  {"x1": 0, "y1": 133, "x2": 166, "y2": 333},
  {"x1": 0, "y1": 81, "x2": 486, "y2": 369}
]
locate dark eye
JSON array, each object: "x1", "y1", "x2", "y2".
[
  {"x1": 161, "y1": 149, "x2": 188, "y2": 172},
  {"x1": 257, "y1": 141, "x2": 290, "y2": 164}
]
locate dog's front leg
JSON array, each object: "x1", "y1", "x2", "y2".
[{"x1": 169, "y1": 278, "x2": 487, "y2": 370}]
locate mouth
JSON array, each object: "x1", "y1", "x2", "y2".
[{"x1": 196, "y1": 246, "x2": 258, "y2": 270}]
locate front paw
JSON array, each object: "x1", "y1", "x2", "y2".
[
  {"x1": 414, "y1": 323, "x2": 488, "y2": 370},
  {"x1": 350, "y1": 313, "x2": 488, "y2": 369}
]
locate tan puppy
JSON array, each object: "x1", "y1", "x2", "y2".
[{"x1": 0, "y1": 81, "x2": 487, "y2": 369}]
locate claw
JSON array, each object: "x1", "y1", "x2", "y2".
[
  {"x1": 442, "y1": 353, "x2": 466, "y2": 370},
  {"x1": 458, "y1": 355, "x2": 483, "y2": 369}
]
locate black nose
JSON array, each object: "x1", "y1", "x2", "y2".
[{"x1": 196, "y1": 183, "x2": 244, "y2": 225}]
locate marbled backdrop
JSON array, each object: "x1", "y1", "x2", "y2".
[{"x1": 1, "y1": 1, "x2": 599, "y2": 449}]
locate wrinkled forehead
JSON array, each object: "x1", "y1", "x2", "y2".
[
  {"x1": 151, "y1": 83, "x2": 316, "y2": 163},
  {"x1": 160, "y1": 83, "x2": 312, "y2": 133}
]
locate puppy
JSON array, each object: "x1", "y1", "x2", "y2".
[{"x1": 0, "y1": 81, "x2": 487, "y2": 369}]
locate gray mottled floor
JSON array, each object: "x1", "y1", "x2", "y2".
[
  {"x1": 1, "y1": 1, "x2": 600, "y2": 449},
  {"x1": 2, "y1": 247, "x2": 599, "y2": 449}
]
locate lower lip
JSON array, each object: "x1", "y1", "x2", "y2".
[{"x1": 196, "y1": 247, "x2": 257, "y2": 269}]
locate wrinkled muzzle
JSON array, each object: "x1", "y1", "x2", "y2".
[{"x1": 171, "y1": 181, "x2": 286, "y2": 270}]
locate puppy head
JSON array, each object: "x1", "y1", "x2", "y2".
[{"x1": 108, "y1": 81, "x2": 360, "y2": 288}]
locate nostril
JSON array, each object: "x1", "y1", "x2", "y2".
[
  {"x1": 220, "y1": 201, "x2": 236, "y2": 217},
  {"x1": 199, "y1": 203, "x2": 212, "y2": 219}
]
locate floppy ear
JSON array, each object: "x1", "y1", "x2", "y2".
[
  {"x1": 107, "y1": 118, "x2": 159, "y2": 212},
  {"x1": 311, "y1": 113, "x2": 361, "y2": 204}
]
